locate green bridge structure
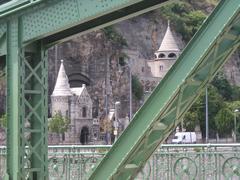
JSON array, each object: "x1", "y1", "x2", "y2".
[{"x1": 0, "y1": 0, "x2": 239, "y2": 179}]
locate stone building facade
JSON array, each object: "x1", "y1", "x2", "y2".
[
  {"x1": 128, "y1": 22, "x2": 180, "y2": 93},
  {"x1": 51, "y1": 60, "x2": 99, "y2": 144},
  {"x1": 48, "y1": 21, "x2": 180, "y2": 144}
]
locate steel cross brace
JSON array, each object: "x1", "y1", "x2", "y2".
[
  {"x1": 5, "y1": 17, "x2": 48, "y2": 179},
  {"x1": 89, "y1": 0, "x2": 240, "y2": 179}
]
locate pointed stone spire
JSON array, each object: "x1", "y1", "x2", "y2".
[
  {"x1": 52, "y1": 60, "x2": 72, "y2": 96},
  {"x1": 158, "y1": 20, "x2": 179, "y2": 52},
  {"x1": 154, "y1": 21, "x2": 180, "y2": 60}
]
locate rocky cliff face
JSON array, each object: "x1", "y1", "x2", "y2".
[
  {"x1": 48, "y1": 31, "x2": 136, "y2": 119},
  {"x1": 47, "y1": 4, "x2": 239, "y2": 119}
]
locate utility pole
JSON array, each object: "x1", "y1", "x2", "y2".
[
  {"x1": 129, "y1": 66, "x2": 132, "y2": 120},
  {"x1": 205, "y1": 87, "x2": 209, "y2": 143}
]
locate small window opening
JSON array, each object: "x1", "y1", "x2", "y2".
[
  {"x1": 158, "y1": 53, "x2": 165, "y2": 58},
  {"x1": 82, "y1": 107, "x2": 87, "y2": 117},
  {"x1": 168, "y1": 53, "x2": 177, "y2": 58}
]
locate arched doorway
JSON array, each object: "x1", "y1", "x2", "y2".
[{"x1": 80, "y1": 126, "x2": 89, "y2": 145}]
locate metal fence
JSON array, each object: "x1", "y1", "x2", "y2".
[{"x1": 0, "y1": 144, "x2": 239, "y2": 179}]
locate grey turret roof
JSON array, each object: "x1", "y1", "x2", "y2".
[
  {"x1": 157, "y1": 21, "x2": 179, "y2": 52},
  {"x1": 52, "y1": 60, "x2": 72, "y2": 96}
]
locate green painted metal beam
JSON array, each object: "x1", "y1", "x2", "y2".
[
  {"x1": 6, "y1": 37, "x2": 49, "y2": 179},
  {"x1": 0, "y1": 0, "x2": 173, "y2": 46},
  {"x1": 6, "y1": 17, "x2": 21, "y2": 180},
  {"x1": 2, "y1": 0, "x2": 177, "y2": 179},
  {"x1": 89, "y1": 0, "x2": 240, "y2": 179}
]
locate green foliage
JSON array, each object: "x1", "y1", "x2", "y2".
[
  {"x1": 0, "y1": 113, "x2": 7, "y2": 128},
  {"x1": 132, "y1": 75, "x2": 143, "y2": 100},
  {"x1": 183, "y1": 111, "x2": 198, "y2": 131},
  {"x1": 211, "y1": 72, "x2": 236, "y2": 101},
  {"x1": 214, "y1": 106, "x2": 234, "y2": 135},
  {"x1": 49, "y1": 112, "x2": 70, "y2": 134},
  {"x1": 183, "y1": 85, "x2": 224, "y2": 137},
  {"x1": 103, "y1": 26, "x2": 127, "y2": 47},
  {"x1": 159, "y1": 2, "x2": 207, "y2": 42},
  {"x1": 184, "y1": 69, "x2": 240, "y2": 137},
  {"x1": 226, "y1": 101, "x2": 240, "y2": 112}
]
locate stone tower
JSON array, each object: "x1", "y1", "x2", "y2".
[
  {"x1": 51, "y1": 60, "x2": 97, "y2": 144},
  {"x1": 51, "y1": 60, "x2": 72, "y2": 118},
  {"x1": 147, "y1": 21, "x2": 180, "y2": 79}
]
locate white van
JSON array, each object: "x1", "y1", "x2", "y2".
[{"x1": 172, "y1": 132, "x2": 196, "y2": 144}]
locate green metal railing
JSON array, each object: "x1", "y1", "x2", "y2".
[{"x1": 0, "y1": 144, "x2": 239, "y2": 179}]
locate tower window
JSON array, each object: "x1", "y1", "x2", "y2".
[
  {"x1": 142, "y1": 67, "x2": 144, "y2": 72},
  {"x1": 82, "y1": 107, "x2": 87, "y2": 117},
  {"x1": 168, "y1": 53, "x2": 177, "y2": 58},
  {"x1": 158, "y1": 53, "x2": 166, "y2": 58}
]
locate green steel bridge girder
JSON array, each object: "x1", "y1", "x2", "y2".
[
  {"x1": 1, "y1": 0, "x2": 177, "y2": 179},
  {"x1": 6, "y1": 19, "x2": 48, "y2": 179},
  {"x1": 0, "y1": 0, "x2": 174, "y2": 47},
  {"x1": 89, "y1": 0, "x2": 240, "y2": 179}
]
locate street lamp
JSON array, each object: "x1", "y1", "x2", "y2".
[{"x1": 234, "y1": 109, "x2": 239, "y2": 142}]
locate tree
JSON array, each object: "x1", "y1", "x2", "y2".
[
  {"x1": 132, "y1": 75, "x2": 144, "y2": 100},
  {"x1": 48, "y1": 112, "x2": 70, "y2": 134},
  {"x1": 183, "y1": 85, "x2": 224, "y2": 137},
  {"x1": 159, "y1": 2, "x2": 206, "y2": 42},
  {"x1": 211, "y1": 71, "x2": 235, "y2": 101},
  {"x1": 214, "y1": 106, "x2": 234, "y2": 136},
  {"x1": 0, "y1": 113, "x2": 7, "y2": 128},
  {"x1": 183, "y1": 111, "x2": 198, "y2": 131}
]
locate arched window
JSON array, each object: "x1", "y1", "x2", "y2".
[
  {"x1": 168, "y1": 53, "x2": 177, "y2": 58},
  {"x1": 154, "y1": 54, "x2": 158, "y2": 59},
  {"x1": 158, "y1": 53, "x2": 166, "y2": 58},
  {"x1": 82, "y1": 107, "x2": 87, "y2": 117},
  {"x1": 80, "y1": 126, "x2": 89, "y2": 144}
]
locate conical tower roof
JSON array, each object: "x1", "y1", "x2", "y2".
[
  {"x1": 157, "y1": 21, "x2": 179, "y2": 52},
  {"x1": 52, "y1": 60, "x2": 72, "y2": 96}
]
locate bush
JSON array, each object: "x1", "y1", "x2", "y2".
[{"x1": 103, "y1": 26, "x2": 127, "y2": 47}]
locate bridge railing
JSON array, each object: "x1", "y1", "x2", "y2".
[{"x1": 0, "y1": 144, "x2": 240, "y2": 179}]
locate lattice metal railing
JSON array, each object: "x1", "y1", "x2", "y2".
[{"x1": 0, "y1": 144, "x2": 239, "y2": 180}]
